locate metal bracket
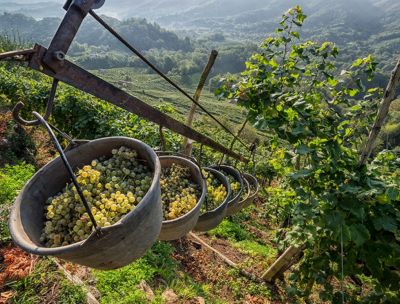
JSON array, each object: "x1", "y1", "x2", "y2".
[
  {"x1": 63, "y1": 0, "x2": 105, "y2": 11},
  {"x1": 24, "y1": 44, "x2": 248, "y2": 163},
  {"x1": 43, "y1": 0, "x2": 96, "y2": 71}
]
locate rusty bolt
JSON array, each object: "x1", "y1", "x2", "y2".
[{"x1": 54, "y1": 51, "x2": 66, "y2": 61}]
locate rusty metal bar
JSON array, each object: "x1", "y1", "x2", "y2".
[
  {"x1": 25, "y1": 45, "x2": 248, "y2": 163},
  {"x1": 42, "y1": 0, "x2": 97, "y2": 71},
  {"x1": 88, "y1": 10, "x2": 249, "y2": 150}
]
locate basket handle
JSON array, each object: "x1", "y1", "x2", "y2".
[{"x1": 32, "y1": 112, "x2": 100, "y2": 232}]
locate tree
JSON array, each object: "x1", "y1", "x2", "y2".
[{"x1": 219, "y1": 6, "x2": 400, "y2": 303}]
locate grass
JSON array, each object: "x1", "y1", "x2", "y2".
[
  {"x1": 208, "y1": 219, "x2": 251, "y2": 241},
  {"x1": 94, "y1": 242, "x2": 210, "y2": 304},
  {"x1": 0, "y1": 162, "x2": 35, "y2": 204},
  {"x1": 92, "y1": 67, "x2": 247, "y2": 125},
  {"x1": 220, "y1": 268, "x2": 272, "y2": 300},
  {"x1": 232, "y1": 240, "x2": 277, "y2": 258},
  {"x1": 0, "y1": 162, "x2": 35, "y2": 242},
  {"x1": 10, "y1": 259, "x2": 86, "y2": 304}
]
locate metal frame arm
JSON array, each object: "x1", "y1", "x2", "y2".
[{"x1": 25, "y1": 45, "x2": 248, "y2": 163}]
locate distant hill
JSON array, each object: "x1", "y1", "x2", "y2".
[
  {"x1": 0, "y1": 0, "x2": 399, "y2": 76},
  {"x1": 0, "y1": 0, "x2": 63, "y2": 18},
  {"x1": 0, "y1": 12, "x2": 193, "y2": 52}
]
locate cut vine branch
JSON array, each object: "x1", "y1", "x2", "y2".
[{"x1": 359, "y1": 57, "x2": 400, "y2": 165}]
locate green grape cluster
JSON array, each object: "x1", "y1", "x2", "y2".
[
  {"x1": 41, "y1": 146, "x2": 152, "y2": 248},
  {"x1": 201, "y1": 170, "x2": 227, "y2": 212},
  {"x1": 160, "y1": 163, "x2": 200, "y2": 220},
  {"x1": 240, "y1": 180, "x2": 249, "y2": 201},
  {"x1": 224, "y1": 173, "x2": 240, "y2": 197}
]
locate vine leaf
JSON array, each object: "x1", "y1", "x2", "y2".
[
  {"x1": 373, "y1": 216, "x2": 397, "y2": 232},
  {"x1": 290, "y1": 169, "x2": 313, "y2": 180},
  {"x1": 295, "y1": 144, "x2": 313, "y2": 155},
  {"x1": 349, "y1": 224, "x2": 370, "y2": 246}
]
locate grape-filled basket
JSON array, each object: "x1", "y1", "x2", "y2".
[
  {"x1": 210, "y1": 165, "x2": 244, "y2": 216},
  {"x1": 9, "y1": 137, "x2": 162, "y2": 270},
  {"x1": 157, "y1": 153, "x2": 206, "y2": 241},
  {"x1": 194, "y1": 167, "x2": 231, "y2": 232}
]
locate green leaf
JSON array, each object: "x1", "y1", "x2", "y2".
[
  {"x1": 352, "y1": 58, "x2": 364, "y2": 67},
  {"x1": 340, "y1": 199, "x2": 365, "y2": 219},
  {"x1": 373, "y1": 216, "x2": 397, "y2": 232},
  {"x1": 293, "y1": 20, "x2": 303, "y2": 27},
  {"x1": 327, "y1": 211, "x2": 344, "y2": 227},
  {"x1": 327, "y1": 77, "x2": 338, "y2": 86},
  {"x1": 291, "y1": 31, "x2": 300, "y2": 39},
  {"x1": 386, "y1": 187, "x2": 399, "y2": 201},
  {"x1": 346, "y1": 88, "x2": 359, "y2": 97},
  {"x1": 296, "y1": 144, "x2": 313, "y2": 155},
  {"x1": 290, "y1": 169, "x2": 313, "y2": 180},
  {"x1": 349, "y1": 224, "x2": 370, "y2": 246},
  {"x1": 356, "y1": 78, "x2": 365, "y2": 91},
  {"x1": 350, "y1": 104, "x2": 362, "y2": 111}
]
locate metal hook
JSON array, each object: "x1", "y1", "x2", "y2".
[
  {"x1": 12, "y1": 79, "x2": 59, "y2": 126},
  {"x1": 32, "y1": 111, "x2": 99, "y2": 232}
]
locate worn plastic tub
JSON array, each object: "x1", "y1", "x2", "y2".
[
  {"x1": 194, "y1": 167, "x2": 231, "y2": 232},
  {"x1": 158, "y1": 155, "x2": 206, "y2": 241},
  {"x1": 9, "y1": 137, "x2": 162, "y2": 270}
]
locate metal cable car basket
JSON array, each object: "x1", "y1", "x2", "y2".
[
  {"x1": 158, "y1": 153, "x2": 206, "y2": 241},
  {"x1": 9, "y1": 136, "x2": 162, "y2": 270},
  {"x1": 194, "y1": 167, "x2": 231, "y2": 232},
  {"x1": 238, "y1": 173, "x2": 260, "y2": 210},
  {"x1": 210, "y1": 165, "x2": 244, "y2": 216}
]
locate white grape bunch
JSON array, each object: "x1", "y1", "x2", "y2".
[
  {"x1": 41, "y1": 146, "x2": 152, "y2": 248},
  {"x1": 201, "y1": 170, "x2": 227, "y2": 212},
  {"x1": 225, "y1": 173, "x2": 240, "y2": 197},
  {"x1": 160, "y1": 163, "x2": 200, "y2": 220}
]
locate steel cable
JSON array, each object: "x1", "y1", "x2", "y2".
[{"x1": 89, "y1": 10, "x2": 249, "y2": 150}]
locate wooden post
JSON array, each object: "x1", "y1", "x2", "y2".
[
  {"x1": 359, "y1": 57, "x2": 400, "y2": 165},
  {"x1": 261, "y1": 246, "x2": 302, "y2": 282},
  {"x1": 223, "y1": 117, "x2": 249, "y2": 163},
  {"x1": 182, "y1": 50, "x2": 218, "y2": 156},
  {"x1": 52, "y1": 258, "x2": 100, "y2": 304},
  {"x1": 188, "y1": 232, "x2": 262, "y2": 283}
]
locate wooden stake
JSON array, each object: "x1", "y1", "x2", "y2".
[
  {"x1": 182, "y1": 50, "x2": 218, "y2": 156},
  {"x1": 359, "y1": 57, "x2": 400, "y2": 165},
  {"x1": 52, "y1": 258, "x2": 100, "y2": 304},
  {"x1": 188, "y1": 232, "x2": 262, "y2": 283},
  {"x1": 261, "y1": 246, "x2": 302, "y2": 282}
]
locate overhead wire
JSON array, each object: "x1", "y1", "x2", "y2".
[{"x1": 89, "y1": 10, "x2": 249, "y2": 150}]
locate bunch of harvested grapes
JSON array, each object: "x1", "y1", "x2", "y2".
[
  {"x1": 225, "y1": 173, "x2": 240, "y2": 197},
  {"x1": 160, "y1": 164, "x2": 200, "y2": 220},
  {"x1": 201, "y1": 170, "x2": 227, "y2": 212},
  {"x1": 41, "y1": 146, "x2": 152, "y2": 247},
  {"x1": 240, "y1": 180, "x2": 249, "y2": 201}
]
